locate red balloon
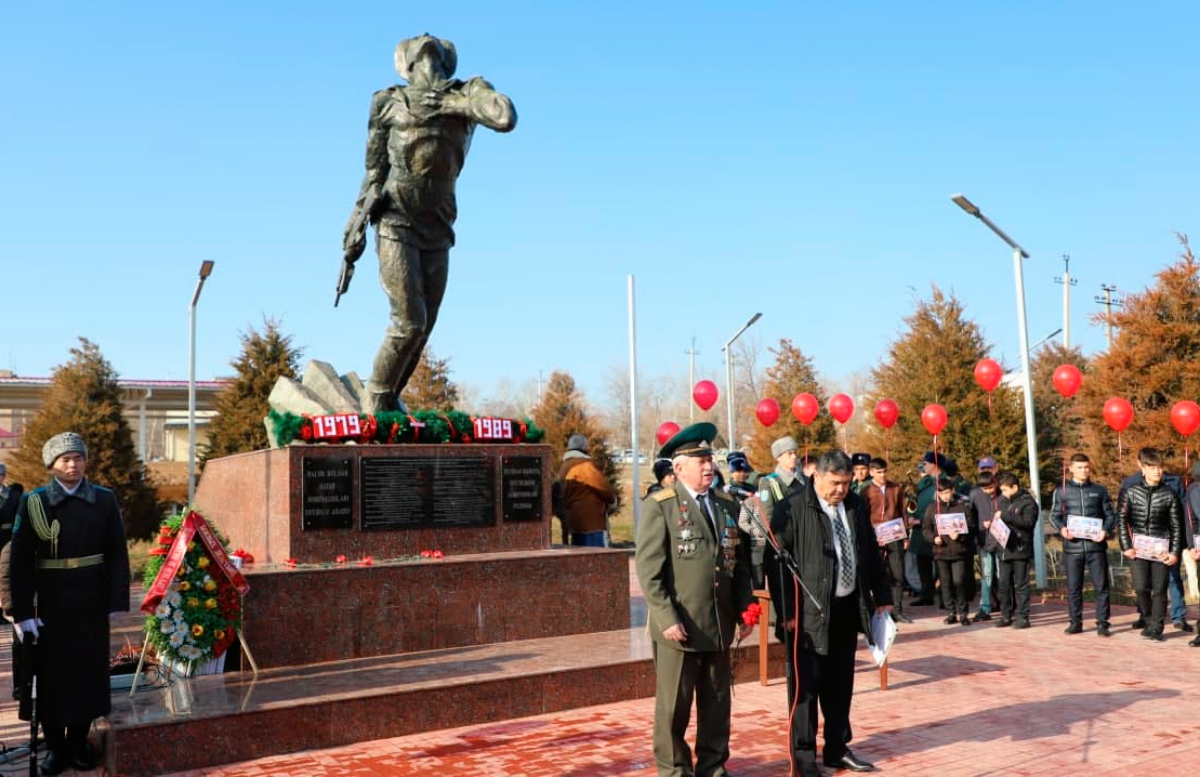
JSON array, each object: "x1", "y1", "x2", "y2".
[
  {"x1": 1052, "y1": 364, "x2": 1082, "y2": 398},
  {"x1": 829, "y1": 394, "x2": 855, "y2": 424},
  {"x1": 755, "y1": 398, "x2": 781, "y2": 427},
  {"x1": 693, "y1": 380, "x2": 719, "y2": 411},
  {"x1": 656, "y1": 421, "x2": 681, "y2": 446},
  {"x1": 874, "y1": 399, "x2": 899, "y2": 430},
  {"x1": 921, "y1": 404, "x2": 948, "y2": 436},
  {"x1": 792, "y1": 393, "x2": 819, "y2": 425},
  {"x1": 1171, "y1": 401, "x2": 1200, "y2": 437},
  {"x1": 1102, "y1": 397, "x2": 1133, "y2": 432},
  {"x1": 974, "y1": 359, "x2": 1002, "y2": 393}
]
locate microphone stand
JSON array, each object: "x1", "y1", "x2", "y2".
[{"x1": 744, "y1": 500, "x2": 822, "y2": 612}]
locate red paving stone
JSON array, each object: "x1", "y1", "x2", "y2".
[{"x1": 160, "y1": 595, "x2": 1200, "y2": 776}]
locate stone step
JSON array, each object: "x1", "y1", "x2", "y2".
[{"x1": 109, "y1": 627, "x2": 786, "y2": 776}]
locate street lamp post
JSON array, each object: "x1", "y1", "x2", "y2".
[
  {"x1": 722, "y1": 312, "x2": 762, "y2": 452},
  {"x1": 951, "y1": 194, "x2": 1045, "y2": 587},
  {"x1": 188, "y1": 260, "x2": 215, "y2": 505}
]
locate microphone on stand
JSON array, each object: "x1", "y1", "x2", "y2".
[{"x1": 722, "y1": 484, "x2": 758, "y2": 500}]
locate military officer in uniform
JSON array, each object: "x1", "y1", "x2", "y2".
[
  {"x1": 636, "y1": 423, "x2": 755, "y2": 777},
  {"x1": 9, "y1": 433, "x2": 130, "y2": 775}
]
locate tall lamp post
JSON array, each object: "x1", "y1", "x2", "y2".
[
  {"x1": 722, "y1": 312, "x2": 762, "y2": 451},
  {"x1": 188, "y1": 260, "x2": 215, "y2": 505},
  {"x1": 950, "y1": 194, "x2": 1045, "y2": 588}
]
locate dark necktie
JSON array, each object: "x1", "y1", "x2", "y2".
[
  {"x1": 697, "y1": 492, "x2": 717, "y2": 536},
  {"x1": 828, "y1": 504, "x2": 856, "y2": 590}
]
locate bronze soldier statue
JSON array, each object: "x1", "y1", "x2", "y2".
[{"x1": 339, "y1": 34, "x2": 516, "y2": 413}]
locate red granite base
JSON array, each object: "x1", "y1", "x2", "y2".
[
  {"x1": 239, "y1": 548, "x2": 630, "y2": 668},
  {"x1": 110, "y1": 629, "x2": 788, "y2": 777},
  {"x1": 194, "y1": 444, "x2": 553, "y2": 563}
]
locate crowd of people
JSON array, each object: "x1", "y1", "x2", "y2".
[{"x1": 632, "y1": 422, "x2": 1200, "y2": 777}]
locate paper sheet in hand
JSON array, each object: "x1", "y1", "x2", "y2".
[
  {"x1": 1066, "y1": 515, "x2": 1104, "y2": 542},
  {"x1": 868, "y1": 611, "x2": 896, "y2": 666},
  {"x1": 1133, "y1": 533, "x2": 1169, "y2": 561},
  {"x1": 935, "y1": 512, "x2": 968, "y2": 536},
  {"x1": 874, "y1": 518, "x2": 906, "y2": 545},
  {"x1": 989, "y1": 516, "x2": 1011, "y2": 547}
]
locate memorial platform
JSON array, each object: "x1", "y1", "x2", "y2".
[{"x1": 106, "y1": 627, "x2": 786, "y2": 776}]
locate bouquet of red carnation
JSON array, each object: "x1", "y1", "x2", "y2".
[{"x1": 741, "y1": 602, "x2": 762, "y2": 628}]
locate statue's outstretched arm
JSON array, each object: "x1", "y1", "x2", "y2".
[{"x1": 461, "y1": 77, "x2": 517, "y2": 132}]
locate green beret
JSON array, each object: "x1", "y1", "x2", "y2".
[{"x1": 659, "y1": 422, "x2": 717, "y2": 460}]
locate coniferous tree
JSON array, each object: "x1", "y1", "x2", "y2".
[
  {"x1": 8, "y1": 338, "x2": 163, "y2": 538},
  {"x1": 400, "y1": 349, "x2": 460, "y2": 411},
  {"x1": 530, "y1": 371, "x2": 620, "y2": 503},
  {"x1": 1077, "y1": 235, "x2": 1200, "y2": 488},
  {"x1": 859, "y1": 287, "x2": 1027, "y2": 490},
  {"x1": 200, "y1": 319, "x2": 302, "y2": 465},
  {"x1": 744, "y1": 339, "x2": 836, "y2": 472}
]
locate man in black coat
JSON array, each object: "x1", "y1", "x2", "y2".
[
  {"x1": 993, "y1": 471, "x2": 1039, "y2": 629},
  {"x1": 1048, "y1": 453, "x2": 1116, "y2": 637},
  {"x1": 769, "y1": 451, "x2": 891, "y2": 776},
  {"x1": 9, "y1": 433, "x2": 130, "y2": 775},
  {"x1": 1117, "y1": 447, "x2": 1183, "y2": 642}
]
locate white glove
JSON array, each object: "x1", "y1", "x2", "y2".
[{"x1": 14, "y1": 618, "x2": 41, "y2": 641}]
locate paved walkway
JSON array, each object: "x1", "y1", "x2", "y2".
[{"x1": 159, "y1": 594, "x2": 1200, "y2": 777}]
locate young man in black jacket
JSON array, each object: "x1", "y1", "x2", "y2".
[
  {"x1": 1049, "y1": 453, "x2": 1116, "y2": 637},
  {"x1": 922, "y1": 476, "x2": 977, "y2": 626},
  {"x1": 1118, "y1": 447, "x2": 1184, "y2": 642},
  {"x1": 993, "y1": 471, "x2": 1038, "y2": 629}
]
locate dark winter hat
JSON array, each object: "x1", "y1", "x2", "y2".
[
  {"x1": 977, "y1": 456, "x2": 997, "y2": 470},
  {"x1": 566, "y1": 434, "x2": 590, "y2": 453},
  {"x1": 851, "y1": 452, "x2": 872, "y2": 467},
  {"x1": 42, "y1": 432, "x2": 87, "y2": 468},
  {"x1": 921, "y1": 450, "x2": 948, "y2": 470},
  {"x1": 727, "y1": 452, "x2": 752, "y2": 472},
  {"x1": 653, "y1": 458, "x2": 674, "y2": 482},
  {"x1": 659, "y1": 422, "x2": 717, "y2": 460}
]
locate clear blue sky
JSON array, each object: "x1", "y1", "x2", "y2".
[{"x1": 3, "y1": 2, "x2": 1198, "y2": 408}]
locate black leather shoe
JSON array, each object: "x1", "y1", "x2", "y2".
[
  {"x1": 960, "y1": 616, "x2": 971, "y2": 627},
  {"x1": 1097, "y1": 624, "x2": 1112, "y2": 637},
  {"x1": 1013, "y1": 619, "x2": 1030, "y2": 630},
  {"x1": 944, "y1": 614, "x2": 957, "y2": 624},
  {"x1": 1139, "y1": 627, "x2": 1152, "y2": 638},
  {"x1": 71, "y1": 743, "x2": 98, "y2": 771},
  {"x1": 1064, "y1": 622, "x2": 1083, "y2": 634},
  {"x1": 1132, "y1": 616, "x2": 1146, "y2": 629},
  {"x1": 895, "y1": 611, "x2": 914, "y2": 624},
  {"x1": 823, "y1": 749, "x2": 877, "y2": 772},
  {"x1": 1145, "y1": 630, "x2": 1166, "y2": 642},
  {"x1": 996, "y1": 618, "x2": 1013, "y2": 628},
  {"x1": 1189, "y1": 634, "x2": 1200, "y2": 647},
  {"x1": 1174, "y1": 619, "x2": 1194, "y2": 633},
  {"x1": 39, "y1": 749, "x2": 68, "y2": 776},
  {"x1": 972, "y1": 611, "x2": 992, "y2": 622}
]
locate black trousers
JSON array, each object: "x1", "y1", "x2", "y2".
[
  {"x1": 787, "y1": 593, "x2": 859, "y2": 766},
  {"x1": 916, "y1": 554, "x2": 938, "y2": 603},
  {"x1": 936, "y1": 558, "x2": 969, "y2": 617},
  {"x1": 997, "y1": 558, "x2": 1030, "y2": 622},
  {"x1": 882, "y1": 542, "x2": 905, "y2": 613},
  {"x1": 1130, "y1": 558, "x2": 1170, "y2": 634},
  {"x1": 1065, "y1": 551, "x2": 1110, "y2": 626}
]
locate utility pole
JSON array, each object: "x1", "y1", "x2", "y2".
[
  {"x1": 1094, "y1": 284, "x2": 1124, "y2": 349},
  {"x1": 1054, "y1": 254, "x2": 1077, "y2": 348},
  {"x1": 685, "y1": 336, "x2": 700, "y2": 423}
]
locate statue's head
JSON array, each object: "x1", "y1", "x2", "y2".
[{"x1": 395, "y1": 34, "x2": 457, "y2": 83}]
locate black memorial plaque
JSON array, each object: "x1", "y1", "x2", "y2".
[
  {"x1": 501, "y1": 455, "x2": 543, "y2": 522},
  {"x1": 301, "y1": 457, "x2": 354, "y2": 530},
  {"x1": 360, "y1": 456, "x2": 495, "y2": 530}
]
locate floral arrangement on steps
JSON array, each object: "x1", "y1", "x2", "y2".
[
  {"x1": 267, "y1": 408, "x2": 544, "y2": 447},
  {"x1": 141, "y1": 509, "x2": 250, "y2": 671}
]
